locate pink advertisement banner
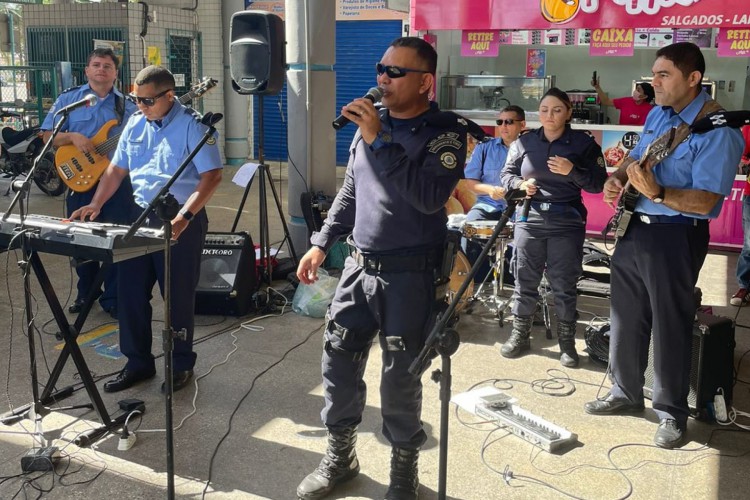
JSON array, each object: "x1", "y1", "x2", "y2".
[
  {"x1": 460, "y1": 31, "x2": 501, "y2": 57},
  {"x1": 717, "y1": 29, "x2": 750, "y2": 57},
  {"x1": 412, "y1": 0, "x2": 750, "y2": 31},
  {"x1": 589, "y1": 28, "x2": 635, "y2": 56}
]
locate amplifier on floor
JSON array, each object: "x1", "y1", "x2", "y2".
[
  {"x1": 195, "y1": 232, "x2": 257, "y2": 316},
  {"x1": 643, "y1": 311, "x2": 735, "y2": 420}
]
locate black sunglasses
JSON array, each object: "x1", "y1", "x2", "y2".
[
  {"x1": 496, "y1": 118, "x2": 521, "y2": 126},
  {"x1": 128, "y1": 88, "x2": 172, "y2": 107},
  {"x1": 375, "y1": 63, "x2": 430, "y2": 79}
]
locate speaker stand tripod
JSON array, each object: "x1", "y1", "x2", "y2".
[{"x1": 232, "y1": 95, "x2": 297, "y2": 289}]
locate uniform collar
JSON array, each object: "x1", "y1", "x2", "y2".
[
  {"x1": 148, "y1": 98, "x2": 180, "y2": 129},
  {"x1": 662, "y1": 91, "x2": 709, "y2": 125},
  {"x1": 533, "y1": 124, "x2": 573, "y2": 144}
]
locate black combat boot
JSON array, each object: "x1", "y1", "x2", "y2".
[
  {"x1": 297, "y1": 427, "x2": 360, "y2": 500},
  {"x1": 500, "y1": 315, "x2": 532, "y2": 358},
  {"x1": 557, "y1": 319, "x2": 579, "y2": 367},
  {"x1": 384, "y1": 447, "x2": 419, "y2": 500}
]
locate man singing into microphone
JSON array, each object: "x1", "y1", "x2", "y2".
[
  {"x1": 295, "y1": 37, "x2": 466, "y2": 500},
  {"x1": 499, "y1": 88, "x2": 606, "y2": 366},
  {"x1": 41, "y1": 48, "x2": 138, "y2": 319},
  {"x1": 584, "y1": 43, "x2": 743, "y2": 449}
]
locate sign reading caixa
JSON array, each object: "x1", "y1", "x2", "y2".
[{"x1": 412, "y1": 0, "x2": 750, "y2": 31}]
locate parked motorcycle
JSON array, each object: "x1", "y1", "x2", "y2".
[{"x1": 0, "y1": 108, "x2": 64, "y2": 196}]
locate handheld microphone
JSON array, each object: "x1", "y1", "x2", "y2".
[
  {"x1": 54, "y1": 94, "x2": 98, "y2": 115},
  {"x1": 691, "y1": 110, "x2": 750, "y2": 133},
  {"x1": 517, "y1": 178, "x2": 537, "y2": 223},
  {"x1": 332, "y1": 87, "x2": 384, "y2": 130}
]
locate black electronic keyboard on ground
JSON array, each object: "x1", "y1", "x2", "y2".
[{"x1": 0, "y1": 213, "x2": 166, "y2": 262}]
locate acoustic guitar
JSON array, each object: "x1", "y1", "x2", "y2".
[{"x1": 54, "y1": 77, "x2": 217, "y2": 192}]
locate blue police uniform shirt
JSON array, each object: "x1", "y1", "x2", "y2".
[
  {"x1": 41, "y1": 83, "x2": 137, "y2": 152},
  {"x1": 500, "y1": 126, "x2": 607, "y2": 202},
  {"x1": 111, "y1": 99, "x2": 222, "y2": 207},
  {"x1": 464, "y1": 138, "x2": 509, "y2": 212},
  {"x1": 631, "y1": 91, "x2": 743, "y2": 219}
]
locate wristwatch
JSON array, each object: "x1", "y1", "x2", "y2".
[
  {"x1": 369, "y1": 131, "x2": 392, "y2": 151},
  {"x1": 651, "y1": 186, "x2": 665, "y2": 204},
  {"x1": 179, "y1": 208, "x2": 195, "y2": 221}
]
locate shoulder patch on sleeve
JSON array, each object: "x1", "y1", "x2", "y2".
[
  {"x1": 206, "y1": 136, "x2": 216, "y2": 145},
  {"x1": 427, "y1": 132, "x2": 462, "y2": 153},
  {"x1": 597, "y1": 156, "x2": 605, "y2": 168}
]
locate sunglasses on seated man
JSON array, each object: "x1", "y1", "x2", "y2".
[
  {"x1": 128, "y1": 88, "x2": 172, "y2": 107},
  {"x1": 375, "y1": 63, "x2": 430, "y2": 79},
  {"x1": 496, "y1": 118, "x2": 521, "y2": 126}
]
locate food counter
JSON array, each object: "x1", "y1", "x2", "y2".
[{"x1": 452, "y1": 109, "x2": 745, "y2": 250}]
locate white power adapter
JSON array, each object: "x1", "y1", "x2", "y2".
[
  {"x1": 118, "y1": 431, "x2": 136, "y2": 451},
  {"x1": 713, "y1": 393, "x2": 728, "y2": 422}
]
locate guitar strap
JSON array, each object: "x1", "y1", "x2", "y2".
[
  {"x1": 649, "y1": 98, "x2": 724, "y2": 163},
  {"x1": 114, "y1": 92, "x2": 125, "y2": 125}
]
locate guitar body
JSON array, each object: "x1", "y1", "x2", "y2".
[{"x1": 55, "y1": 120, "x2": 119, "y2": 193}]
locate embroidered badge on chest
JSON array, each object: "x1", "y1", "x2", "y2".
[
  {"x1": 427, "y1": 132, "x2": 462, "y2": 153},
  {"x1": 441, "y1": 151, "x2": 458, "y2": 169}
]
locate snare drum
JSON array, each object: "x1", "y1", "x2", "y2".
[
  {"x1": 448, "y1": 251, "x2": 474, "y2": 313},
  {"x1": 462, "y1": 220, "x2": 514, "y2": 241}
]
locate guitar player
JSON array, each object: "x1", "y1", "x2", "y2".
[
  {"x1": 584, "y1": 43, "x2": 744, "y2": 449},
  {"x1": 41, "y1": 48, "x2": 138, "y2": 319}
]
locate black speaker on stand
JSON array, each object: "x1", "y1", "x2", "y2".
[{"x1": 229, "y1": 11, "x2": 297, "y2": 292}]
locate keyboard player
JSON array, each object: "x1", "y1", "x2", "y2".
[{"x1": 70, "y1": 66, "x2": 223, "y2": 394}]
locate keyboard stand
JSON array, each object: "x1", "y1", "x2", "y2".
[{"x1": 1, "y1": 252, "x2": 130, "y2": 446}]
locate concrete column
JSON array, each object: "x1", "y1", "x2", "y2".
[
  {"x1": 222, "y1": 0, "x2": 251, "y2": 165},
  {"x1": 285, "y1": 0, "x2": 337, "y2": 257}
]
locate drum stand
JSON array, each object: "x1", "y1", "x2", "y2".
[{"x1": 467, "y1": 234, "x2": 513, "y2": 323}]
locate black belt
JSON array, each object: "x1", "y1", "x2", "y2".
[
  {"x1": 635, "y1": 213, "x2": 707, "y2": 226},
  {"x1": 530, "y1": 201, "x2": 574, "y2": 213},
  {"x1": 353, "y1": 249, "x2": 438, "y2": 273}
]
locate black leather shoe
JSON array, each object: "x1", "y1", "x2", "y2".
[
  {"x1": 654, "y1": 419, "x2": 686, "y2": 449},
  {"x1": 161, "y1": 370, "x2": 194, "y2": 393},
  {"x1": 104, "y1": 306, "x2": 118, "y2": 320},
  {"x1": 584, "y1": 393, "x2": 645, "y2": 415},
  {"x1": 103, "y1": 368, "x2": 156, "y2": 393},
  {"x1": 68, "y1": 299, "x2": 85, "y2": 314}
]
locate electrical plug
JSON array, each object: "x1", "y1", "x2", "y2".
[
  {"x1": 118, "y1": 428, "x2": 137, "y2": 451},
  {"x1": 714, "y1": 393, "x2": 728, "y2": 422}
]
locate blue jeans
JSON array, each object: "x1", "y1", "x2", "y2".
[{"x1": 737, "y1": 195, "x2": 750, "y2": 288}]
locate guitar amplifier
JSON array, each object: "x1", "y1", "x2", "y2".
[
  {"x1": 643, "y1": 311, "x2": 735, "y2": 420},
  {"x1": 195, "y1": 232, "x2": 258, "y2": 316}
]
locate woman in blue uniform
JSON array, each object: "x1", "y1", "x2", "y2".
[{"x1": 500, "y1": 88, "x2": 607, "y2": 367}]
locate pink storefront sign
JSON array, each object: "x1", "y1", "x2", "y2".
[
  {"x1": 461, "y1": 31, "x2": 500, "y2": 57},
  {"x1": 589, "y1": 28, "x2": 635, "y2": 56},
  {"x1": 717, "y1": 29, "x2": 750, "y2": 57},
  {"x1": 412, "y1": 0, "x2": 750, "y2": 31}
]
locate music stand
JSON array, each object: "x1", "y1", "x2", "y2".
[{"x1": 229, "y1": 92, "x2": 297, "y2": 290}]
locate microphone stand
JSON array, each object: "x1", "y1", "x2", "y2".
[
  {"x1": 1, "y1": 113, "x2": 69, "y2": 454},
  {"x1": 123, "y1": 112, "x2": 223, "y2": 500},
  {"x1": 409, "y1": 191, "x2": 527, "y2": 500}
]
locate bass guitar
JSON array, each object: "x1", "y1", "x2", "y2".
[
  {"x1": 54, "y1": 77, "x2": 217, "y2": 192},
  {"x1": 609, "y1": 108, "x2": 749, "y2": 242}
]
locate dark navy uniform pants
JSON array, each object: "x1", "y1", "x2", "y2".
[
  {"x1": 67, "y1": 178, "x2": 137, "y2": 310},
  {"x1": 116, "y1": 208, "x2": 207, "y2": 372},
  {"x1": 608, "y1": 215, "x2": 709, "y2": 426},
  {"x1": 511, "y1": 204, "x2": 585, "y2": 322},
  {"x1": 321, "y1": 257, "x2": 438, "y2": 449}
]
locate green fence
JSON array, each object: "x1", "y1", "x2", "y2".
[{"x1": 0, "y1": 64, "x2": 56, "y2": 128}]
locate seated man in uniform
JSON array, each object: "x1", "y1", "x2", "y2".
[{"x1": 462, "y1": 105, "x2": 525, "y2": 283}]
